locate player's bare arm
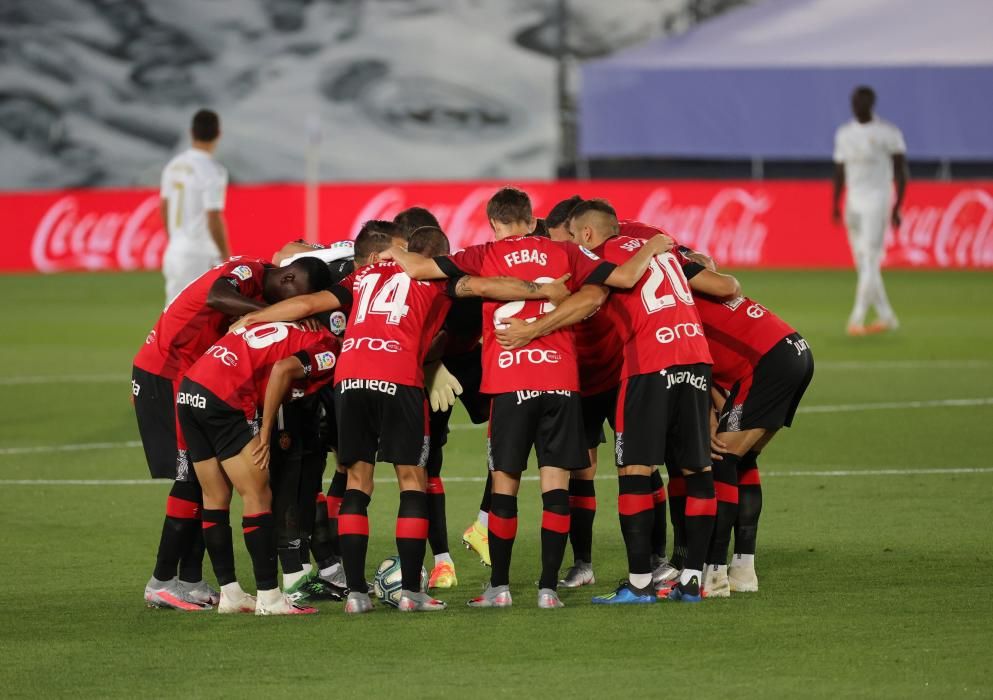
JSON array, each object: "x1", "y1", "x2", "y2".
[
  {"x1": 206, "y1": 277, "x2": 268, "y2": 318},
  {"x1": 159, "y1": 199, "x2": 170, "y2": 237},
  {"x1": 892, "y1": 152, "x2": 908, "y2": 227},
  {"x1": 832, "y1": 162, "x2": 845, "y2": 225},
  {"x1": 380, "y1": 246, "x2": 446, "y2": 279},
  {"x1": 206, "y1": 209, "x2": 230, "y2": 259},
  {"x1": 453, "y1": 274, "x2": 572, "y2": 304},
  {"x1": 230, "y1": 290, "x2": 340, "y2": 331},
  {"x1": 253, "y1": 355, "x2": 309, "y2": 471},
  {"x1": 688, "y1": 268, "x2": 741, "y2": 299},
  {"x1": 495, "y1": 284, "x2": 609, "y2": 350},
  {"x1": 603, "y1": 233, "x2": 674, "y2": 288}
]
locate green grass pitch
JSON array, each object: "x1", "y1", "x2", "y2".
[{"x1": 0, "y1": 269, "x2": 991, "y2": 698}]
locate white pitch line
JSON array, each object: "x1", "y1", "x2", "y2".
[
  {"x1": 796, "y1": 397, "x2": 993, "y2": 414},
  {"x1": 0, "y1": 359, "x2": 989, "y2": 387},
  {"x1": 0, "y1": 374, "x2": 126, "y2": 385},
  {"x1": 2, "y1": 396, "x2": 992, "y2": 455},
  {"x1": 0, "y1": 466, "x2": 990, "y2": 486}
]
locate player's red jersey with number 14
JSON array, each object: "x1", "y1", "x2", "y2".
[
  {"x1": 133, "y1": 257, "x2": 269, "y2": 380},
  {"x1": 183, "y1": 322, "x2": 340, "y2": 420},
  {"x1": 437, "y1": 236, "x2": 616, "y2": 394},
  {"x1": 595, "y1": 236, "x2": 712, "y2": 378},
  {"x1": 329, "y1": 261, "x2": 452, "y2": 387}
]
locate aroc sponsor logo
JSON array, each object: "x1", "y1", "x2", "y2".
[
  {"x1": 654, "y1": 322, "x2": 704, "y2": 345},
  {"x1": 341, "y1": 337, "x2": 401, "y2": 353},
  {"x1": 205, "y1": 345, "x2": 239, "y2": 367},
  {"x1": 497, "y1": 348, "x2": 561, "y2": 369}
]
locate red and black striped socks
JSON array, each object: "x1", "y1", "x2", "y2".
[
  {"x1": 201, "y1": 508, "x2": 235, "y2": 586},
  {"x1": 396, "y1": 490, "x2": 430, "y2": 591},
  {"x1": 683, "y1": 470, "x2": 717, "y2": 576},
  {"x1": 734, "y1": 450, "x2": 762, "y2": 556},
  {"x1": 153, "y1": 481, "x2": 203, "y2": 582},
  {"x1": 539, "y1": 489, "x2": 571, "y2": 590},
  {"x1": 488, "y1": 493, "x2": 518, "y2": 587},
  {"x1": 618, "y1": 475, "x2": 654, "y2": 582},
  {"x1": 338, "y1": 489, "x2": 371, "y2": 593},
  {"x1": 650, "y1": 468, "x2": 667, "y2": 560},
  {"x1": 242, "y1": 511, "x2": 278, "y2": 591},
  {"x1": 708, "y1": 454, "x2": 740, "y2": 566},
  {"x1": 568, "y1": 478, "x2": 596, "y2": 564}
]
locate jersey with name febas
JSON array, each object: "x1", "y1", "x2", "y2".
[
  {"x1": 596, "y1": 236, "x2": 712, "y2": 378},
  {"x1": 693, "y1": 294, "x2": 796, "y2": 390},
  {"x1": 133, "y1": 257, "x2": 268, "y2": 380},
  {"x1": 183, "y1": 323, "x2": 340, "y2": 420},
  {"x1": 329, "y1": 261, "x2": 452, "y2": 388},
  {"x1": 437, "y1": 236, "x2": 616, "y2": 394}
]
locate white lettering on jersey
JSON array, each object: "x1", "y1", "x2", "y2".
[
  {"x1": 661, "y1": 368, "x2": 708, "y2": 392},
  {"x1": 341, "y1": 337, "x2": 401, "y2": 353},
  {"x1": 515, "y1": 389, "x2": 572, "y2": 405},
  {"x1": 654, "y1": 323, "x2": 704, "y2": 345},
  {"x1": 204, "y1": 345, "x2": 239, "y2": 367},
  {"x1": 497, "y1": 348, "x2": 561, "y2": 369},
  {"x1": 502, "y1": 249, "x2": 548, "y2": 267},
  {"x1": 746, "y1": 303, "x2": 766, "y2": 319}
]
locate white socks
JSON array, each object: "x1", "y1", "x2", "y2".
[
  {"x1": 221, "y1": 581, "x2": 247, "y2": 598},
  {"x1": 477, "y1": 510, "x2": 489, "y2": 527},
  {"x1": 320, "y1": 562, "x2": 341, "y2": 579},
  {"x1": 258, "y1": 587, "x2": 282, "y2": 605},
  {"x1": 282, "y1": 569, "x2": 308, "y2": 589},
  {"x1": 434, "y1": 552, "x2": 454, "y2": 566},
  {"x1": 732, "y1": 553, "x2": 755, "y2": 567}
]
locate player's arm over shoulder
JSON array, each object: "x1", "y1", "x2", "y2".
[{"x1": 679, "y1": 248, "x2": 740, "y2": 298}]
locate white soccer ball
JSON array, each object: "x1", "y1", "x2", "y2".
[{"x1": 373, "y1": 555, "x2": 427, "y2": 608}]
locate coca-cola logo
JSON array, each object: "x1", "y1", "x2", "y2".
[
  {"x1": 351, "y1": 187, "x2": 495, "y2": 249},
  {"x1": 636, "y1": 187, "x2": 770, "y2": 266},
  {"x1": 890, "y1": 189, "x2": 993, "y2": 268},
  {"x1": 31, "y1": 196, "x2": 167, "y2": 273}
]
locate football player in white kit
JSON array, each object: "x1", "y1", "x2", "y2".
[
  {"x1": 160, "y1": 109, "x2": 230, "y2": 302},
  {"x1": 832, "y1": 86, "x2": 908, "y2": 336}
]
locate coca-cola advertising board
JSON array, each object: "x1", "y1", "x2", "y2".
[{"x1": 5, "y1": 180, "x2": 993, "y2": 273}]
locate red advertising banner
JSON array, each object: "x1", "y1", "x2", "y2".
[{"x1": 3, "y1": 180, "x2": 992, "y2": 273}]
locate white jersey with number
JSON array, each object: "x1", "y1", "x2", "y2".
[
  {"x1": 833, "y1": 117, "x2": 906, "y2": 210},
  {"x1": 160, "y1": 148, "x2": 228, "y2": 255}
]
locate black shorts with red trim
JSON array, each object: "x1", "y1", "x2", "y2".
[
  {"x1": 487, "y1": 391, "x2": 589, "y2": 473},
  {"x1": 132, "y1": 365, "x2": 179, "y2": 479},
  {"x1": 615, "y1": 364, "x2": 712, "y2": 471},
  {"x1": 719, "y1": 333, "x2": 814, "y2": 433},
  {"x1": 581, "y1": 386, "x2": 618, "y2": 450},
  {"x1": 176, "y1": 378, "x2": 259, "y2": 463},
  {"x1": 333, "y1": 379, "x2": 429, "y2": 467}
]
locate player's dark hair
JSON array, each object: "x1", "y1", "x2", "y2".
[
  {"x1": 408, "y1": 226, "x2": 451, "y2": 257},
  {"x1": 393, "y1": 207, "x2": 441, "y2": 240},
  {"x1": 530, "y1": 219, "x2": 550, "y2": 238},
  {"x1": 546, "y1": 195, "x2": 584, "y2": 228},
  {"x1": 355, "y1": 219, "x2": 402, "y2": 244},
  {"x1": 568, "y1": 198, "x2": 620, "y2": 237},
  {"x1": 287, "y1": 256, "x2": 333, "y2": 291},
  {"x1": 191, "y1": 109, "x2": 220, "y2": 142},
  {"x1": 486, "y1": 186, "x2": 532, "y2": 224},
  {"x1": 852, "y1": 85, "x2": 876, "y2": 107},
  {"x1": 353, "y1": 231, "x2": 392, "y2": 264}
]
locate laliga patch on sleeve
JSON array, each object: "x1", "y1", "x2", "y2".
[
  {"x1": 315, "y1": 351, "x2": 336, "y2": 371},
  {"x1": 579, "y1": 246, "x2": 600, "y2": 260},
  {"x1": 329, "y1": 311, "x2": 347, "y2": 335},
  {"x1": 231, "y1": 264, "x2": 253, "y2": 281}
]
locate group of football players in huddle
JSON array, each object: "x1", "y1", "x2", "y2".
[{"x1": 133, "y1": 186, "x2": 812, "y2": 615}]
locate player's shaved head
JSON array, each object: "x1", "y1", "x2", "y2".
[
  {"x1": 353, "y1": 228, "x2": 393, "y2": 266},
  {"x1": 407, "y1": 226, "x2": 451, "y2": 258},
  {"x1": 568, "y1": 199, "x2": 619, "y2": 248},
  {"x1": 393, "y1": 207, "x2": 441, "y2": 240},
  {"x1": 265, "y1": 256, "x2": 333, "y2": 302}
]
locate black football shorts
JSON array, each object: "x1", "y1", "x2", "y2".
[
  {"x1": 615, "y1": 364, "x2": 712, "y2": 471},
  {"x1": 487, "y1": 391, "x2": 589, "y2": 473},
  {"x1": 176, "y1": 378, "x2": 258, "y2": 463},
  {"x1": 581, "y1": 386, "x2": 618, "y2": 450},
  {"x1": 333, "y1": 380, "x2": 429, "y2": 467},
  {"x1": 719, "y1": 333, "x2": 814, "y2": 433},
  {"x1": 132, "y1": 365, "x2": 179, "y2": 479}
]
